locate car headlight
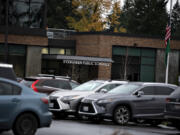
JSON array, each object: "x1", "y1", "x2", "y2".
[
  {"x1": 96, "y1": 99, "x2": 113, "y2": 105},
  {"x1": 61, "y1": 95, "x2": 80, "y2": 103}
]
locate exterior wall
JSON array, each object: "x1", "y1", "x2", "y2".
[
  {"x1": 98, "y1": 65, "x2": 111, "y2": 79},
  {"x1": 156, "y1": 49, "x2": 179, "y2": 84},
  {"x1": 74, "y1": 34, "x2": 180, "y2": 82},
  {"x1": 26, "y1": 46, "x2": 43, "y2": 76},
  {"x1": 75, "y1": 35, "x2": 100, "y2": 57},
  {"x1": 0, "y1": 34, "x2": 48, "y2": 46}
]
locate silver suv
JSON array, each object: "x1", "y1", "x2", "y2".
[{"x1": 49, "y1": 80, "x2": 128, "y2": 118}]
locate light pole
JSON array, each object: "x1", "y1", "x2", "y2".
[{"x1": 5, "y1": 0, "x2": 9, "y2": 63}]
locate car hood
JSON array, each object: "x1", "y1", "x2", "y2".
[
  {"x1": 85, "y1": 93, "x2": 130, "y2": 100},
  {"x1": 50, "y1": 90, "x2": 94, "y2": 98}
]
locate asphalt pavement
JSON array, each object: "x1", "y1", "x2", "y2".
[{"x1": 1, "y1": 118, "x2": 180, "y2": 135}]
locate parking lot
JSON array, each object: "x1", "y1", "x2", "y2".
[{"x1": 1, "y1": 118, "x2": 180, "y2": 135}]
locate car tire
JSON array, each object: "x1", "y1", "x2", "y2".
[
  {"x1": 113, "y1": 106, "x2": 130, "y2": 125},
  {"x1": 13, "y1": 113, "x2": 38, "y2": 135}
]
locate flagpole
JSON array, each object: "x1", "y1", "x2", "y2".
[{"x1": 165, "y1": 0, "x2": 172, "y2": 84}]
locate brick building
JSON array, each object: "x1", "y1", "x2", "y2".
[
  {"x1": 41, "y1": 31, "x2": 180, "y2": 84},
  {"x1": 1, "y1": 0, "x2": 180, "y2": 84}
]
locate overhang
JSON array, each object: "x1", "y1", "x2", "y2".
[{"x1": 42, "y1": 54, "x2": 113, "y2": 66}]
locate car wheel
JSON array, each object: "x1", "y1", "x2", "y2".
[
  {"x1": 113, "y1": 106, "x2": 130, "y2": 125},
  {"x1": 13, "y1": 113, "x2": 38, "y2": 135}
]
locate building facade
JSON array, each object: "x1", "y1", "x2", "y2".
[{"x1": 0, "y1": 0, "x2": 180, "y2": 84}]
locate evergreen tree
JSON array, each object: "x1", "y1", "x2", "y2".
[
  {"x1": 66, "y1": 0, "x2": 111, "y2": 32},
  {"x1": 121, "y1": 0, "x2": 168, "y2": 36},
  {"x1": 119, "y1": 0, "x2": 134, "y2": 31},
  {"x1": 107, "y1": 1, "x2": 126, "y2": 32},
  {"x1": 47, "y1": 0, "x2": 72, "y2": 29},
  {"x1": 171, "y1": 0, "x2": 180, "y2": 37}
]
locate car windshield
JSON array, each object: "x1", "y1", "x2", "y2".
[
  {"x1": 72, "y1": 81, "x2": 103, "y2": 91},
  {"x1": 109, "y1": 84, "x2": 141, "y2": 94}
]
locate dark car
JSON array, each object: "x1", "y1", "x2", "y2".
[
  {"x1": 79, "y1": 82, "x2": 177, "y2": 125},
  {"x1": 0, "y1": 77, "x2": 52, "y2": 135},
  {"x1": 164, "y1": 87, "x2": 180, "y2": 129},
  {"x1": 20, "y1": 74, "x2": 79, "y2": 95}
]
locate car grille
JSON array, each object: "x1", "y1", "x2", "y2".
[
  {"x1": 82, "y1": 99, "x2": 93, "y2": 103},
  {"x1": 79, "y1": 103, "x2": 95, "y2": 113},
  {"x1": 49, "y1": 99, "x2": 60, "y2": 109}
]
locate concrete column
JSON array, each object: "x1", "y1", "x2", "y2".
[
  {"x1": 156, "y1": 49, "x2": 179, "y2": 84},
  {"x1": 26, "y1": 46, "x2": 42, "y2": 76}
]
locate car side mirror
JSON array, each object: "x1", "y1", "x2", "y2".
[
  {"x1": 136, "y1": 91, "x2": 144, "y2": 97},
  {"x1": 100, "y1": 89, "x2": 108, "y2": 93}
]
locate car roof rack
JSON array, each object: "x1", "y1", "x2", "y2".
[{"x1": 37, "y1": 74, "x2": 71, "y2": 80}]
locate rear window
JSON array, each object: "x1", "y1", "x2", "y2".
[
  {"x1": 170, "y1": 87, "x2": 180, "y2": 98},
  {"x1": 0, "y1": 81, "x2": 21, "y2": 95},
  {"x1": 154, "y1": 86, "x2": 174, "y2": 95},
  {"x1": 37, "y1": 79, "x2": 71, "y2": 89}
]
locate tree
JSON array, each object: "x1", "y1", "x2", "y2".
[
  {"x1": 107, "y1": 1, "x2": 126, "y2": 32},
  {"x1": 171, "y1": 0, "x2": 180, "y2": 37},
  {"x1": 47, "y1": 0, "x2": 72, "y2": 29},
  {"x1": 121, "y1": 0, "x2": 168, "y2": 36},
  {"x1": 66, "y1": 0, "x2": 111, "y2": 32}
]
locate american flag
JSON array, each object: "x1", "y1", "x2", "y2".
[{"x1": 165, "y1": 24, "x2": 171, "y2": 46}]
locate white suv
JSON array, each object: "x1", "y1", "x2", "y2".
[{"x1": 49, "y1": 80, "x2": 127, "y2": 118}]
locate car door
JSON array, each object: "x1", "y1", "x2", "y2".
[
  {"x1": 0, "y1": 81, "x2": 22, "y2": 128},
  {"x1": 153, "y1": 86, "x2": 175, "y2": 114},
  {"x1": 133, "y1": 86, "x2": 157, "y2": 116}
]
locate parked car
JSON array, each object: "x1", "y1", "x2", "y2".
[
  {"x1": 49, "y1": 80, "x2": 127, "y2": 118},
  {"x1": 0, "y1": 63, "x2": 17, "y2": 81},
  {"x1": 0, "y1": 77, "x2": 52, "y2": 135},
  {"x1": 164, "y1": 87, "x2": 180, "y2": 129},
  {"x1": 79, "y1": 82, "x2": 177, "y2": 125},
  {"x1": 20, "y1": 74, "x2": 79, "y2": 95}
]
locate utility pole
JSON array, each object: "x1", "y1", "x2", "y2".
[
  {"x1": 124, "y1": 47, "x2": 128, "y2": 80},
  {"x1": 5, "y1": 0, "x2": 9, "y2": 63}
]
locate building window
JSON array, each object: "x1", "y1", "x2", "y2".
[
  {"x1": 112, "y1": 46, "x2": 155, "y2": 82},
  {"x1": 0, "y1": 1, "x2": 5, "y2": 25},
  {"x1": 50, "y1": 48, "x2": 65, "y2": 55},
  {"x1": 1, "y1": 0, "x2": 45, "y2": 28},
  {"x1": 42, "y1": 48, "x2": 48, "y2": 54},
  {"x1": 0, "y1": 44, "x2": 26, "y2": 77}
]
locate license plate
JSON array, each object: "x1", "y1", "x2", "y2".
[
  {"x1": 83, "y1": 106, "x2": 89, "y2": 112},
  {"x1": 49, "y1": 103, "x2": 54, "y2": 108}
]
